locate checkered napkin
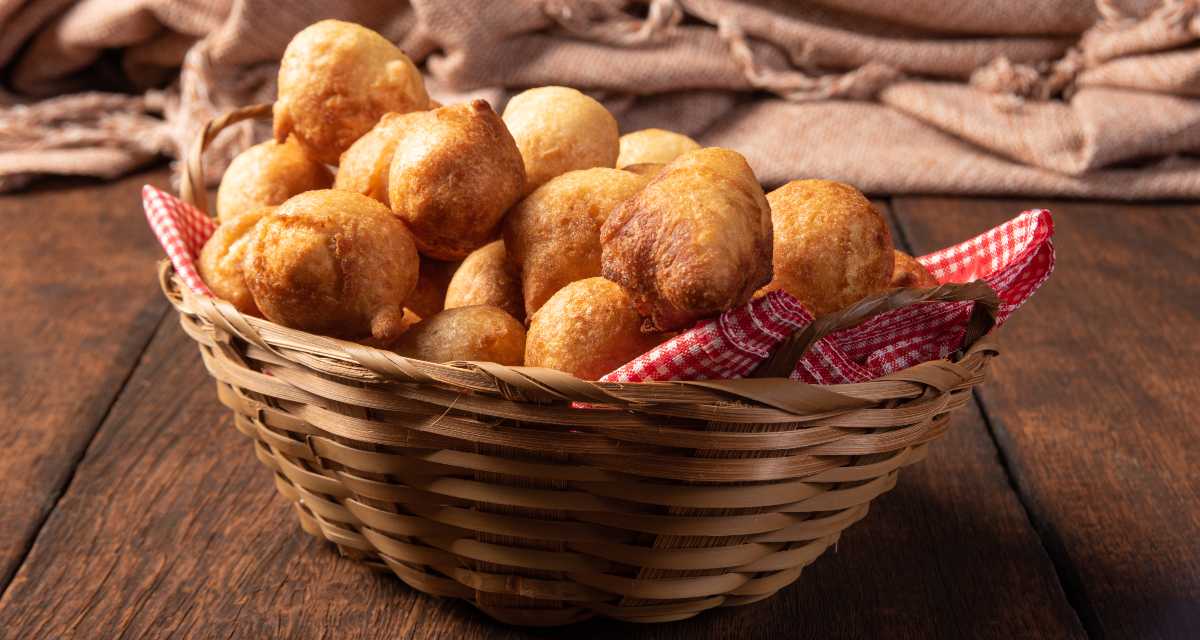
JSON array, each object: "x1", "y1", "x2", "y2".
[
  {"x1": 602, "y1": 209, "x2": 1054, "y2": 384},
  {"x1": 143, "y1": 185, "x2": 216, "y2": 296},
  {"x1": 143, "y1": 184, "x2": 1053, "y2": 384}
]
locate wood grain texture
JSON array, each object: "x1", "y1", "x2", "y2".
[
  {"x1": 0, "y1": 198, "x2": 1082, "y2": 638},
  {"x1": 893, "y1": 197, "x2": 1200, "y2": 639},
  {"x1": 0, "y1": 319, "x2": 490, "y2": 639},
  {"x1": 0, "y1": 170, "x2": 172, "y2": 591}
]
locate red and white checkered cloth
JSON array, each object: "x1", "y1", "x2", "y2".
[
  {"x1": 144, "y1": 184, "x2": 1054, "y2": 384},
  {"x1": 144, "y1": 185, "x2": 216, "y2": 296},
  {"x1": 604, "y1": 208, "x2": 1053, "y2": 383}
]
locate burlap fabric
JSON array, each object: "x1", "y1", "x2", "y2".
[{"x1": 2, "y1": 0, "x2": 1199, "y2": 197}]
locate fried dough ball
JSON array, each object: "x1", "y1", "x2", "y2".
[
  {"x1": 334, "y1": 112, "x2": 409, "y2": 207},
  {"x1": 242, "y1": 189, "x2": 419, "y2": 342},
  {"x1": 198, "y1": 206, "x2": 272, "y2": 314},
  {"x1": 891, "y1": 250, "x2": 938, "y2": 288},
  {"x1": 501, "y1": 86, "x2": 619, "y2": 192},
  {"x1": 617, "y1": 129, "x2": 700, "y2": 167},
  {"x1": 274, "y1": 20, "x2": 429, "y2": 164},
  {"x1": 620, "y1": 162, "x2": 666, "y2": 178},
  {"x1": 406, "y1": 256, "x2": 460, "y2": 319},
  {"x1": 504, "y1": 168, "x2": 651, "y2": 317},
  {"x1": 762, "y1": 179, "x2": 894, "y2": 315},
  {"x1": 444, "y1": 240, "x2": 524, "y2": 321},
  {"x1": 215, "y1": 138, "x2": 332, "y2": 223},
  {"x1": 393, "y1": 305, "x2": 525, "y2": 365},
  {"x1": 600, "y1": 148, "x2": 773, "y2": 331},
  {"x1": 525, "y1": 278, "x2": 664, "y2": 380},
  {"x1": 387, "y1": 100, "x2": 525, "y2": 260}
]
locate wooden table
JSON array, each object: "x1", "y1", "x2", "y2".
[{"x1": 0, "y1": 168, "x2": 1196, "y2": 639}]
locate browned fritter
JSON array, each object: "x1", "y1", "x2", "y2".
[
  {"x1": 274, "y1": 20, "x2": 429, "y2": 164},
  {"x1": 525, "y1": 278, "x2": 665, "y2": 380},
  {"x1": 215, "y1": 138, "x2": 331, "y2": 223},
  {"x1": 198, "y1": 206, "x2": 272, "y2": 314},
  {"x1": 334, "y1": 112, "x2": 410, "y2": 207},
  {"x1": 891, "y1": 250, "x2": 938, "y2": 288},
  {"x1": 406, "y1": 256, "x2": 460, "y2": 319},
  {"x1": 444, "y1": 239, "x2": 524, "y2": 321},
  {"x1": 502, "y1": 86, "x2": 619, "y2": 192},
  {"x1": 620, "y1": 162, "x2": 666, "y2": 178},
  {"x1": 387, "y1": 100, "x2": 526, "y2": 260},
  {"x1": 393, "y1": 305, "x2": 525, "y2": 365},
  {"x1": 503, "y1": 168, "x2": 651, "y2": 318},
  {"x1": 242, "y1": 189, "x2": 419, "y2": 342},
  {"x1": 762, "y1": 179, "x2": 894, "y2": 315},
  {"x1": 617, "y1": 129, "x2": 700, "y2": 167},
  {"x1": 600, "y1": 147, "x2": 773, "y2": 331}
]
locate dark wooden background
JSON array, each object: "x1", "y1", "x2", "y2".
[{"x1": 0, "y1": 168, "x2": 1196, "y2": 639}]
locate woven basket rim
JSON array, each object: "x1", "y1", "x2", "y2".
[{"x1": 161, "y1": 257, "x2": 997, "y2": 418}]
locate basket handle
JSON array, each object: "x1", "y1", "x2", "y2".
[
  {"x1": 179, "y1": 103, "x2": 274, "y2": 215},
  {"x1": 751, "y1": 281, "x2": 1001, "y2": 378}
]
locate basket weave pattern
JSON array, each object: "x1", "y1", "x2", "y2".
[{"x1": 165, "y1": 105, "x2": 1000, "y2": 625}]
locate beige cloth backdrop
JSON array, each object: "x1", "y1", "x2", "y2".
[{"x1": 1, "y1": 0, "x2": 1199, "y2": 198}]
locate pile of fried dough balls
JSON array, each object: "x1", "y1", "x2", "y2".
[{"x1": 199, "y1": 20, "x2": 938, "y2": 380}]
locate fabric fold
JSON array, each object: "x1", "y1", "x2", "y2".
[{"x1": 2, "y1": 0, "x2": 1199, "y2": 197}]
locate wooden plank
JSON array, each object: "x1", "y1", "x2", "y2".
[
  {"x1": 892, "y1": 197, "x2": 1200, "y2": 639},
  {"x1": 0, "y1": 200, "x2": 1082, "y2": 638},
  {"x1": 0, "y1": 170, "x2": 172, "y2": 590},
  {"x1": 0, "y1": 318, "x2": 481, "y2": 639}
]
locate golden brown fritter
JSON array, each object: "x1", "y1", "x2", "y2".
[
  {"x1": 525, "y1": 278, "x2": 665, "y2": 380},
  {"x1": 890, "y1": 250, "x2": 938, "y2": 289},
  {"x1": 762, "y1": 179, "x2": 894, "y2": 315},
  {"x1": 198, "y1": 206, "x2": 272, "y2": 314},
  {"x1": 443, "y1": 240, "x2": 524, "y2": 321},
  {"x1": 387, "y1": 100, "x2": 525, "y2": 260},
  {"x1": 501, "y1": 86, "x2": 619, "y2": 192},
  {"x1": 393, "y1": 305, "x2": 525, "y2": 365},
  {"x1": 617, "y1": 129, "x2": 700, "y2": 167},
  {"x1": 242, "y1": 189, "x2": 419, "y2": 342},
  {"x1": 620, "y1": 162, "x2": 666, "y2": 178},
  {"x1": 274, "y1": 20, "x2": 429, "y2": 164},
  {"x1": 503, "y1": 168, "x2": 651, "y2": 317},
  {"x1": 406, "y1": 256, "x2": 460, "y2": 319},
  {"x1": 334, "y1": 112, "x2": 410, "y2": 207},
  {"x1": 600, "y1": 148, "x2": 773, "y2": 331},
  {"x1": 215, "y1": 138, "x2": 331, "y2": 223}
]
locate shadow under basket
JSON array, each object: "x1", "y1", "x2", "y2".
[{"x1": 165, "y1": 104, "x2": 1002, "y2": 626}]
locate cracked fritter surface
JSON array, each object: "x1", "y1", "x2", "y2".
[
  {"x1": 242, "y1": 189, "x2": 419, "y2": 342},
  {"x1": 274, "y1": 20, "x2": 429, "y2": 164},
  {"x1": 525, "y1": 278, "x2": 665, "y2": 380},
  {"x1": 600, "y1": 147, "x2": 773, "y2": 331},
  {"x1": 387, "y1": 100, "x2": 525, "y2": 260},
  {"x1": 762, "y1": 179, "x2": 894, "y2": 315},
  {"x1": 393, "y1": 305, "x2": 525, "y2": 365},
  {"x1": 502, "y1": 86, "x2": 619, "y2": 193},
  {"x1": 503, "y1": 167, "x2": 651, "y2": 318},
  {"x1": 216, "y1": 138, "x2": 331, "y2": 223}
]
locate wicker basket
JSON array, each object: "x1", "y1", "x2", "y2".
[{"x1": 163, "y1": 104, "x2": 1002, "y2": 626}]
